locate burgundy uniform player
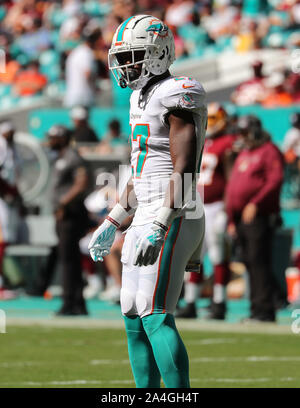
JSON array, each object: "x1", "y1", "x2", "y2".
[{"x1": 176, "y1": 103, "x2": 236, "y2": 319}]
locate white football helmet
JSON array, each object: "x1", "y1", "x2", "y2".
[{"x1": 108, "y1": 15, "x2": 175, "y2": 90}]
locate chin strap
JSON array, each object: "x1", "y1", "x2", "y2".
[{"x1": 119, "y1": 76, "x2": 127, "y2": 88}]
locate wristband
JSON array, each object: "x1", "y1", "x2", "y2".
[
  {"x1": 107, "y1": 203, "x2": 129, "y2": 227},
  {"x1": 154, "y1": 207, "x2": 177, "y2": 229},
  {"x1": 153, "y1": 220, "x2": 168, "y2": 232}
]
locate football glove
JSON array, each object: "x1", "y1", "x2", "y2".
[
  {"x1": 88, "y1": 219, "x2": 117, "y2": 262},
  {"x1": 88, "y1": 203, "x2": 129, "y2": 262},
  {"x1": 134, "y1": 222, "x2": 167, "y2": 267}
]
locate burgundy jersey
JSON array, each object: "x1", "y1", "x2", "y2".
[
  {"x1": 226, "y1": 141, "x2": 284, "y2": 222},
  {"x1": 198, "y1": 134, "x2": 236, "y2": 204}
]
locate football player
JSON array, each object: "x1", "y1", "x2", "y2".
[
  {"x1": 177, "y1": 103, "x2": 236, "y2": 320},
  {"x1": 88, "y1": 15, "x2": 207, "y2": 388}
]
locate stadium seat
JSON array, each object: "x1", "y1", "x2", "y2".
[
  {"x1": 242, "y1": 0, "x2": 269, "y2": 17},
  {"x1": 51, "y1": 30, "x2": 60, "y2": 45},
  {"x1": 178, "y1": 24, "x2": 209, "y2": 52},
  {"x1": 83, "y1": 0, "x2": 109, "y2": 17},
  {"x1": 15, "y1": 53, "x2": 31, "y2": 66},
  {"x1": 1, "y1": 95, "x2": 20, "y2": 110},
  {"x1": 39, "y1": 50, "x2": 60, "y2": 67},
  {"x1": 45, "y1": 80, "x2": 66, "y2": 99},
  {"x1": 215, "y1": 36, "x2": 234, "y2": 53},
  {"x1": 0, "y1": 84, "x2": 12, "y2": 98},
  {"x1": 39, "y1": 50, "x2": 61, "y2": 82},
  {"x1": 49, "y1": 8, "x2": 68, "y2": 28},
  {"x1": 58, "y1": 39, "x2": 81, "y2": 52}
]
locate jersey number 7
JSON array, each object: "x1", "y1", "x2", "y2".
[{"x1": 132, "y1": 124, "x2": 150, "y2": 178}]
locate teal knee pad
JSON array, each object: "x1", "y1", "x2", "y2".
[
  {"x1": 123, "y1": 315, "x2": 161, "y2": 388},
  {"x1": 142, "y1": 313, "x2": 190, "y2": 388}
]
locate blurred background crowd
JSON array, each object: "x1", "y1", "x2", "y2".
[
  {"x1": 0, "y1": 0, "x2": 300, "y2": 108},
  {"x1": 0, "y1": 0, "x2": 300, "y2": 320}
]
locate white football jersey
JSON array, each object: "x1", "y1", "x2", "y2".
[{"x1": 129, "y1": 75, "x2": 207, "y2": 225}]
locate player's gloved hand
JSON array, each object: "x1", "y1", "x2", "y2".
[
  {"x1": 134, "y1": 207, "x2": 177, "y2": 267},
  {"x1": 88, "y1": 203, "x2": 129, "y2": 262},
  {"x1": 134, "y1": 223, "x2": 166, "y2": 266},
  {"x1": 88, "y1": 219, "x2": 117, "y2": 262}
]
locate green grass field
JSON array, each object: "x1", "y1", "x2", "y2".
[{"x1": 1, "y1": 325, "x2": 300, "y2": 388}]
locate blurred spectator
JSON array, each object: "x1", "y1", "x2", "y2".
[
  {"x1": 102, "y1": 13, "x2": 123, "y2": 48},
  {"x1": 59, "y1": 14, "x2": 85, "y2": 44},
  {"x1": 70, "y1": 106, "x2": 99, "y2": 144},
  {"x1": 284, "y1": 72, "x2": 300, "y2": 104},
  {"x1": 13, "y1": 60, "x2": 47, "y2": 97},
  {"x1": 17, "y1": 17, "x2": 52, "y2": 59},
  {"x1": 165, "y1": 0, "x2": 194, "y2": 29},
  {"x1": 262, "y1": 72, "x2": 293, "y2": 107},
  {"x1": 48, "y1": 125, "x2": 90, "y2": 316},
  {"x1": 288, "y1": 0, "x2": 300, "y2": 27},
  {"x1": 62, "y1": 0, "x2": 82, "y2": 17},
  {"x1": 112, "y1": 0, "x2": 137, "y2": 21},
  {"x1": 3, "y1": 0, "x2": 40, "y2": 35},
  {"x1": 203, "y1": 0, "x2": 240, "y2": 40},
  {"x1": 231, "y1": 60, "x2": 266, "y2": 105},
  {"x1": 64, "y1": 20, "x2": 102, "y2": 108},
  {"x1": 0, "y1": 120, "x2": 26, "y2": 300},
  {"x1": 96, "y1": 119, "x2": 129, "y2": 156},
  {"x1": 226, "y1": 115, "x2": 284, "y2": 322},
  {"x1": 234, "y1": 18, "x2": 263, "y2": 52}
]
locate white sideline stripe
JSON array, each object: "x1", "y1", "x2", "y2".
[
  {"x1": 91, "y1": 359, "x2": 130, "y2": 365},
  {"x1": 6, "y1": 317, "x2": 293, "y2": 335},
  {"x1": 90, "y1": 356, "x2": 300, "y2": 366},
  {"x1": 0, "y1": 380, "x2": 135, "y2": 386},
  {"x1": 0, "y1": 362, "x2": 39, "y2": 367},
  {"x1": 111, "y1": 338, "x2": 237, "y2": 346},
  {"x1": 187, "y1": 338, "x2": 237, "y2": 345},
  {"x1": 0, "y1": 378, "x2": 297, "y2": 387},
  {"x1": 192, "y1": 356, "x2": 300, "y2": 363},
  {"x1": 191, "y1": 377, "x2": 296, "y2": 383}
]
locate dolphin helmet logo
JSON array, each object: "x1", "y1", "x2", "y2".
[{"x1": 146, "y1": 22, "x2": 169, "y2": 37}]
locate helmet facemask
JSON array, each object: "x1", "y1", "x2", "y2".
[{"x1": 109, "y1": 47, "x2": 157, "y2": 90}]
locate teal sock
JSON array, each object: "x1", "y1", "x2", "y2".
[
  {"x1": 142, "y1": 313, "x2": 190, "y2": 388},
  {"x1": 123, "y1": 315, "x2": 161, "y2": 388}
]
